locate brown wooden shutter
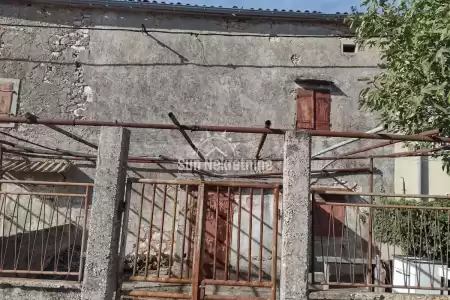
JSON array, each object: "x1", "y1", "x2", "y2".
[
  {"x1": 296, "y1": 89, "x2": 315, "y2": 129},
  {"x1": 0, "y1": 83, "x2": 13, "y2": 116},
  {"x1": 314, "y1": 91, "x2": 331, "y2": 130}
]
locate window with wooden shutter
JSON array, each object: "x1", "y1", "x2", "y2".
[
  {"x1": 296, "y1": 89, "x2": 331, "y2": 130},
  {"x1": 0, "y1": 83, "x2": 13, "y2": 116}
]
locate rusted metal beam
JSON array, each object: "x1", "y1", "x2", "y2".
[
  {"x1": 25, "y1": 113, "x2": 98, "y2": 150},
  {"x1": 0, "y1": 116, "x2": 286, "y2": 134},
  {"x1": 132, "y1": 178, "x2": 280, "y2": 188},
  {"x1": 0, "y1": 138, "x2": 95, "y2": 161},
  {"x1": 47, "y1": 125, "x2": 98, "y2": 150},
  {"x1": 311, "y1": 189, "x2": 450, "y2": 200},
  {"x1": 225, "y1": 167, "x2": 373, "y2": 178},
  {"x1": 123, "y1": 290, "x2": 190, "y2": 299},
  {"x1": 315, "y1": 145, "x2": 447, "y2": 160},
  {"x1": 1, "y1": 116, "x2": 450, "y2": 142},
  {"x1": 333, "y1": 128, "x2": 442, "y2": 157},
  {"x1": 255, "y1": 120, "x2": 271, "y2": 159},
  {"x1": 168, "y1": 112, "x2": 205, "y2": 161}
]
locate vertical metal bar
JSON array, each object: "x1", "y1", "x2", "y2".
[
  {"x1": 133, "y1": 184, "x2": 146, "y2": 277},
  {"x1": 116, "y1": 181, "x2": 132, "y2": 293},
  {"x1": 168, "y1": 185, "x2": 179, "y2": 278},
  {"x1": 3, "y1": 194, "x2": 18, "y2": 270},
  {"x1": 13, "y1": 194, "x2": 19, "y2": 270},
  {"x1": 14, "y1": 193, "x2": 29, "y2": 270},
  {"x1": 187, "y1": 191, "x2": 194, "y2": 278},
  {"x1": 42, "y1": 199, "x2": 57, "y2": 271},
  {"x1": 55, "y1": 197, "x2": 70, "y2": 272},
  {"x1": 69, "y1": 197, "x2": 83, "y2": 272},
  {"x1": 157, "y1": 184, "x2": 168, "y2": 278},
  {"x1": 236, "y1": 187, "x2": 242, "y2": 280},
  {"x1": 55, "y1": 195, "x2": 59, "y2": 271},
  {"x1": 225, "y1": 187, "x2": 231, "y2": 281},
  {"x1": 41, "y1": 196, "x2": 46, "y2": 271},
  {"x1": 28, "y1": 195, "x2": 34, "y2": 271},
  {"x1": 78, "y1": 186, "x2": 90, "y2": 282},
  {"x1": 144, "y1": 184, "x2": 157, "y2": 277},
  {"x1": 270, "y1": 186, "x2": 280, "y2": 300},
  {"x1": 248, "y1": 188, "x2": 253, "y2": 282},
  {"x1": 213, "y1": 186, "x2": 219, "y2": 280},
  {"x1": 0, "y1": 194, "x2": 5, "y2": 269},
  {"x1": 310, "y1": 192, "x2": 315, "y2": 284},
  {"x1": 191, "y1": 183, "x2": 205, "y2": 300},
  {"x1": 180, "y1": 185, "x2": 189, "y2": 279},
  {"x1": 368, "y1": 157, "x2": 374, "y2": 291},
  {"x1": 22, "y1": 195, "x2": 33, "y2": 269},
  {"x1": 259, "y1": 188, "x2": 264, "y2": 282},
  {"x1": 68, "y1": 197, "x2": 72, "y2": 274},
  {"x1": 446, "y1": 211, "x2": 449, "y2": 289}
]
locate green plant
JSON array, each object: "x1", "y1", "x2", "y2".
[
  {"x1": 346, "y1": 1, "x2": 450, "y2": 171},
  {"x1": 373, "y1": 198, "x2": 450, "y2": 262}
]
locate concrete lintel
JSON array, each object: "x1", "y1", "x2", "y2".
[
  {"x1": 81, "y1": 126, "x2": 130, "y2": 300},
  {"x1": 280, "y1": 130, "x2": 312, "y2": 300}
]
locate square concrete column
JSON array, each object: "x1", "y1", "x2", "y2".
[
  {"x1": 280, "y1": 130, "x2": 312, "y2": 300},
  {"x1": 81, "y1": 127, "x2": 130, "y2": 300}
]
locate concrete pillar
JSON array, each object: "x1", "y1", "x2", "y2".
[
  {"x1": 280, "y1": 130, "x2": 312, "y2": 300},
  {"x1": 81, "y1": 127, "x2": 130, "y2": 300}
]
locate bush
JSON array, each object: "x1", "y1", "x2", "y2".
[{"x1": 373, "y1": 198, "x2": 450, "y2": 262}]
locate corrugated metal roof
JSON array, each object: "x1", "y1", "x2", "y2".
[
  {"x1": 2, "y1": 160, "x2": 73, "y2": 173},
  {"x1": 27, "y1": 0, "x2": 348, "y2": 21}
]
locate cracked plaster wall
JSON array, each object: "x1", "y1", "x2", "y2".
[
  {"x1": 0, "y1": 2, "x2": 392, "y2": 193},
  {"x1": 0, "y1": 1, "x2": 398, "y2": 294},
  {"x1": 0, "y1": 2, "x2": 394, "y2": 265}
]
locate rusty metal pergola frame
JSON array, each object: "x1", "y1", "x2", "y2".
[
  {"x1": 0, "y1": 114, "x2": 447, "y2": 179},
  {"x1": 0, "y1": 115, "x2": 449, "y2": 296}
]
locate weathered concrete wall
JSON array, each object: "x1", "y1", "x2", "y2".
[
  {"x1": 0, "y1": 2, "x2": 391, "y2": 190},
  {"x1": 0, "y1": 1, "x2": 394, "y2": 292}
]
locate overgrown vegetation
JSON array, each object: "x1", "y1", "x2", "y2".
[
  {"x1": 347, "y1": 0, "x2": 450, "y2": 170},
  {"x1": 373, "y1": 198, "x2": 450, "y2": 261}
]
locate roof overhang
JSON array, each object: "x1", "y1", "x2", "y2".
[{"x1": 19, "y1": 0, "x2": 347, "y2": 24}]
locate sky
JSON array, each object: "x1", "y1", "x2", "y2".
[{"x1": 177, "y1": 0, "x2": 362, "y2": 14}]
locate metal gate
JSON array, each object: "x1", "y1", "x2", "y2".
[{"x1": 119, "y1": 178, "x2": 280, "y2": 300}]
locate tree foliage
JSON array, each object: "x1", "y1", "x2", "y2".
[
  {"x1": 373, "y1": 198, "x2": 450, "y2": 261},
  {"x1": 347, "y1": 0, "x2": 450, "y2": 169}
]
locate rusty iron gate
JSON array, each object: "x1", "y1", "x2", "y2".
[{"x1": 120, "y1": 178, "x2": 281, "y2": 300}]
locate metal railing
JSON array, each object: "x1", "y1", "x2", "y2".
[
  {"x1": 311, "y1": 190, "x2": 450, "y2": 294},
  {"x1": 122, "y1": 178, "x2": 281, "y2": 300},
  {"x1": 0, "y1": 180, "x2": 91, "y2": 281}
]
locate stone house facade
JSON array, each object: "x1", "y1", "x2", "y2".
[{"x1": 0, "y1": 0, "x2": 391, "y2": 288}]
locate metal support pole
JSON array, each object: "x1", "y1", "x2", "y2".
[
  {"x1": 168, "y1": 112, "x2": 205, "y2": 161},
  {"x1": 255, "y1": 120, "x2": 271, "y2": 159},
  {"x1": 25, "y1": 113, "x2": 98, "y2": 149},
  {"x1": 191, "y1": 183, "x2": 205, "y2": 300},
  {"x1": 367, "y1": 157, "x2": 374, "y2": 291}
]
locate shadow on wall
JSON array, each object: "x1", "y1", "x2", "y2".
[{"x1": 0, "y1": 168, "x2": 92, "y2": 280}]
